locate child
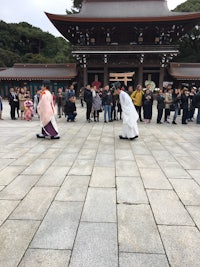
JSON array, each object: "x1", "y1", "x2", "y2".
[
  {"x1": 24, "y1": 95, "x2": 34, "y2": 121},
  {"x1": 65, "y1": 95, "x2": 77, "y2": 122}
]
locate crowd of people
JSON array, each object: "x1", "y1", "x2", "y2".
[{"x1": 0, "y1": 80, "x2": 200, "y2": 139}]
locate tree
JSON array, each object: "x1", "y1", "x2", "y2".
[
  {"x1": 66, "y1": 0, "x2": 83, "y2": 14},
  {"x1": 173, "y1": 0, "x2": 200, "y2": 12},
  {"x1": 173, "y1": 0, "x2": 200, "y2": 62},
  {"x1": 0, "y1": 20, "x2": 74, "y2": 66}
]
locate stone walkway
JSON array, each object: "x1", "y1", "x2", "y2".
[{"x1": 0, "y1": 100, "x2": 200, "y2": 267}]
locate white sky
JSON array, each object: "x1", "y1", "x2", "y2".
[{"x1": 0, "y1": 0, "x2": 187, "y2": 37}]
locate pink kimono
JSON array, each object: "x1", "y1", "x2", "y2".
[
  {"x1": 24, "y1": 99, "x2": 34, "y2": 121},
  {"x1": 37, "y1": 89, "x2": 59, "y2": 137}
]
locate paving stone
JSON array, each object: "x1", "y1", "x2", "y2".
[
  {"x1": 30, "y1": 201, "x2": 83, "y2": 249},
  {"x1": 115, "y1": 149, "x2": 135, "y2": 160},
  {"x1": 118, "y1": 204, "x2": 164, "y2": 253},
  {"x1": 95, "y1": 153, "x2": 115, "y2": 167},
  {"x1": 119, "y1": 252, "x2": 169, "y2": 267},
  {"x1": 28, "y1": 144, "x2": 49, "y2": 154},
  {"x1": 22, "y1": 158, "x2": 54, "y2": 175},
  {"x1": 117, "y1": 177, "x2": 148, "y2": 204},
  {"x1": 147, "y1": 190, "x2": 194, "y2": 225},
  {"x1": 77, "y1": 148, "x2": 97, "y2": 160},
  {"x1": 52, "y1": 153, "x2": 78, "y2": 167},
  {"x1": 98, "y1": 144, "x2": 115, "y2": 154},
  {"x1": 116, "y1": 160, "x2": 140, "y2": 177},
  {"x1": 82, "y1": 140, "x2": 99, "y2": 149},
  {"x1": 0, "y1": 165, "x2": 28, "y2": 186},
  {"x1": 135, "y1": 155, "x2": 160, "y2": 168},
  {"x1": 1, "y1": 147, "x2": 29, "y2": 159},
  {"x1": 90, "y1": 167, "x2": 115, "y2": 187},
  {"x1": 10, "y1": 153, "x2": 38, "y2": 166},
  {"x1": 140, "y1": 168, "x2": 172, "y2": 189},
  {"x1": 19, "y1": 249, "x2": 71, "y2": 267},
  {"x1": 40, "y1": 148, "x2": 63, "y2": 159},
  {"x1": 151, "y1": 150, "x2": 174, "y2": 161},
  {"x1": 0, "y1": 186, "x2": 4, "y2": 191},
  {"x1": 175, "y1": 156, "x2": 200, "y2": 170},
  {"x1": 130, "y1": 143, "x2": 151, "y2": 155},
  {"x1": 0, "y1": 220, "x2": 40, "y2": 267},
  {"x1": 157, "y1": 158, "x2": 181, "y2": 167},
  {"x1": 162, "y1": 166, "x2": 191, "y2": 179},
  {"x1": 81, "y1": 188, "x2": 116, "y2": 223},
  {"x1": 187, "y1": 170, "x2": 200, "y2": 185},
  {"x1": 63, "y1": 144, "x2": 82, "y2": 153},
  {"x1": 0, "y1": 158, "x2": 15, "y2": 171},
  {"x1": 164, "y1": 145, "x2": 189, "y2": 157},
  {"x1": 37, "y1": 166, "x2": 69, "y2": 187},
  {"x1": 69, "y1": 137, "x2": 86, "y2": 146},
  {"x1": 69, "y1": 160, "x2": 94, "y2": 175},
  {"x1": 10, "y1": 187, "x2": 58, "y2": 220},
  {"x1": 69, "y1": 222, "x2": 118, "y2": 267},
  {"x1": 186, "y1": 206, "x2": 200, "y2": 229},
  {"x1": 170, "y1": 179, "x2": 200, "y2": 205},
  {"x1": 56, "y1": 176, "x2": 90, "y2": 202},
  {"x1": 1, "y1": 102, "x2": 200, "y2": 267},
  {"x1": 0, "y1": 200, "x2": 19, "y2": 226},
  {"x1": 115, "y1": 139, "x2": 132, "y2": 150},
  {"x1": 0, "y1": 175, "x2": 40, "y2": 200},
  {"x1": 159, "y1": 225, "x2": 200, "y2": 267}
]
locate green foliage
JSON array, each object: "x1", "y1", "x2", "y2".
[
  {"x1": 66, "y1": 0, "x2": 83, "y2": 14},
  {"x1": 0, "y1": 48, "x2": 21, "y2": 67},
  {"x1": 0, "y1": 20, "x2": 74, "y2": 67},
  {"x1": 173, "y1": 0, "x2": 200, "y2": 62},
  {"x1": 173, "y1": 0, "x2": 200, "y2": 12}
]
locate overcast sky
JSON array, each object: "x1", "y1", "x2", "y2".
[{"x1": 0, "y1": 0, "x2": 187, "y2": 37}]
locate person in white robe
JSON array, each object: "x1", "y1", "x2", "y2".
[{"x1": 114, "y1": 83, "x2": 139, "y2": 140}]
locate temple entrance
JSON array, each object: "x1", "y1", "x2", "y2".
[{"x1": 109, "y1": 72, "x2": 135, "y2": 86}]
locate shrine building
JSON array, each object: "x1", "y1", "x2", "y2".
[{"x1": 45, "y1": 0, "x2": 200, "y2": 88}]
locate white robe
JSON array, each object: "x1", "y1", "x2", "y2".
[{"x1": 120, "y1": 90, "x2": 139, "y2": 138}]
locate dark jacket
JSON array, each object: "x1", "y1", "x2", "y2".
[
  {"x1": 84, "y1": 89, "x2": 93, "y2": 104},
  {"x1": 181, "y1": 93, "x2": 188, "y2": 110},
  {"x1": 157, "y1": 94, "x2": 165, "y2": 109},
  {"x1": 193, "y1": 92, "x2": 200, "y2": 108},
  {"x1": 65, "y1": 101, "x2": 76, "y2": 115},
  {"x1": 8, "y1": 92, "x2": 18, "y2": 106},
  {"x1": 102, "y1": 90, "x2": 113, "y2": 105},
  {"x1": 142, "y1": 93, "x2": 153, "y2": 106}
]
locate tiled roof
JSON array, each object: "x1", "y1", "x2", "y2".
[
  {"x1": 0, "y1": 64, "x2": 77, "y2": 80},
  {"x1": 46, "y1": 0, "x2": 200, "y2": 22},
  {"x1": 169, "y1": 63, "x2": 200, "y2": 80}
]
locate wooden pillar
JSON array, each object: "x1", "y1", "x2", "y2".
[
  {"x1": 159, "y1": 67, "x2": 165, "y2": 89},
  {"x1": 104, "y1": 64, "x2": 108, "y2": 86},
  {"x1": 138, "y1": 64, "x2": 143, "y2": 86},
  {"x1": 83, "y1": 65, "x2": 88, "y2": 86}
]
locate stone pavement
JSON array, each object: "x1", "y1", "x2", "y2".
[{"x1": 0, "y1": 100, "x2": 200, "y2": 267}]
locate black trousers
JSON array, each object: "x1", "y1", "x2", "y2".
[
  {"x1": 10, "y1": 103, "x2": 16, "y2": 119},
  {"x1": 164, "y1": 108, "x2": 170, "y2": 121},
  {"x1": 86, "y1": 102, "x2": 92, "y2": 120},
  {"x1": 157, "y1": 109, "x2": 163, "y2": 123},
  {"x1": 182, "y1": 108, "x2": 188, "y2": 124},
  {"x1": 135, "y1": 105, "x2": 142, "y2": 120}
]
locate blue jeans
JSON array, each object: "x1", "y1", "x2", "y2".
[
  {"x1": 67, "y1": 113, "x2": 77, "y2": 121},
  {"x1": 173, "y1": 107, "x2": 179, "y2": 122},
  {"x1": 104, "y1": 105, "x2": 111, "y2": 122}
]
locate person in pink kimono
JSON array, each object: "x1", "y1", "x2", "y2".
[
  {"x1": 36, "y1": 80, "x2": 60, "y2": 139},
  {"x1": 24, "y1": 95, "x2": 34, "y2": 121}
]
